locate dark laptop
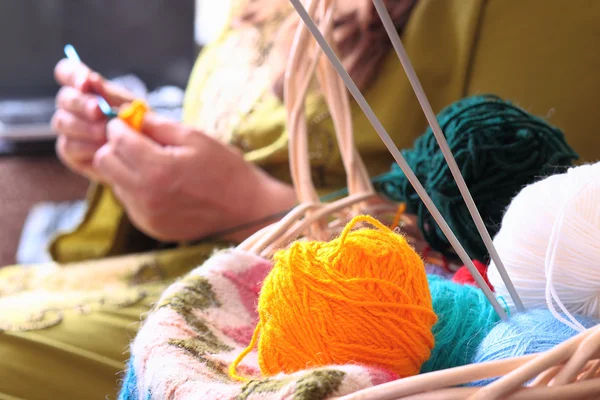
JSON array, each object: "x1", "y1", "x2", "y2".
[{"x1": 0, "y1": 0, "x2": 196, "y2": 155}]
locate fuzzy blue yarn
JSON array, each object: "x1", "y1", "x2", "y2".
[
  {"x1": 421, "y1": 275, "x2": 501, "y2": 373},
  {"x1": 469, "y1": 309, "x2": 600, "y2": 386},
  {"x1": 118, "y1": 359, "x2": 141, "y2": 400}
]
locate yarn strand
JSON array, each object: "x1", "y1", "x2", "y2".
[
  {"x1": 390, "y1": 202, "x2": 406, "y2": 230},
  {"x1": 545, "y1": 180, "x2": 596, "y2": 332},
  {"x1": 336, "y1": 214, "x2": 392, "y2": 245},
  {"x1": 288, "y1": 0, "x2": 507, "y2": 319},
  {"x1": 229, "y1": 322, "x2": 262, "y2": 382}
]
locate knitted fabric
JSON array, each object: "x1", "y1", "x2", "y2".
[{"x1": 120, "y1": 249, "x2": 398, "y2": 400}]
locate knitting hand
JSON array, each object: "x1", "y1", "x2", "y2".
[
  {"x1": 94, "y1": 113, "x2": 296, "y2": 242},
  {"x1": 52, "y1": 59, "x2": 135, "y2": 181}
]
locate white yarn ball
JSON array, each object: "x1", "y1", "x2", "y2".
[{"x1": 488, "y1": 162, "x2": 600, "y2": 328}]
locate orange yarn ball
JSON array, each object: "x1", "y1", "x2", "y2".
[{"x1": 255, "y1": 215, "x2": 437, "y2": 378}]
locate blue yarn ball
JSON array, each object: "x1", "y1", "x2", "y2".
[
  {"x1": 421, "y1": 275, "x2": 501, "y2": 373},
  {"x1": 470, "y1": 309, "x2": 600, "y2": 386}
]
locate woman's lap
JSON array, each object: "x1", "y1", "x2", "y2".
[
  {"x1": 0, "y1": 245, "x2": 222, "y2": 400},
  {"x1": 0, "y1": 300, "x2": 152, "y2": 400}
]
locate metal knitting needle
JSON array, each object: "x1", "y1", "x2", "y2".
[
  {"x1": 63, "y1": 44, "x2": 118, "y2": 119},
  {"x1": 288, "y1": 0, "x2": 508, "y2": 320},
  {"x1": 370, "y1": 0, "x2": 524, "y2": 313}
]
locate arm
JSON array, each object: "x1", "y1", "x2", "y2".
[{"x1": 53, "y1": 59, "x2": 296, "y2": 244}]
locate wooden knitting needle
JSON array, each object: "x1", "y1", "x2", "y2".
[
  {"x1": 288, "y1": 0, "x2": 508, "y2": 320},
  {"x1": 370, "y1": 0, "x2": 524, "y2": 313}
]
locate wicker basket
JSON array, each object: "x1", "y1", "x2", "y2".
[
  {"x1": 122, "y1": 1, "x2": 600, "y2": 398},
  {"x1": 241, "y1": 0, "x2": 600, "y2": 398}
]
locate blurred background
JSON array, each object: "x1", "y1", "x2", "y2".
[{"x1": 0, "y1": 0, "x2": 229, "y2": 266}]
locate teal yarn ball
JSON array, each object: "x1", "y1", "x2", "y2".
[
  {"x1": 375, "y1": 95, "x2": 579, "y2": 261},
  {"x1": 470, "y1": 309, "x2": 599, "y2": 386},
  {"x1": 421, "y1": 275, "x2": 500, "y2": 373}
]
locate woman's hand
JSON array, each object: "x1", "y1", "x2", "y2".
[
  {"x1": 52, "y1": 59, "x2": 135, "y2": 181},
  {"x1": 94, "y1": 113, "x2": 297, "y2": 242}
]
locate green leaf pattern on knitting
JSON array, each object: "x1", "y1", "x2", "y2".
[
  {"x1": 156, "y1": 275, "x2": 224, "y2": 335},
  {"x1": 158, "y1": 274, "x2": 233, "y2": 378},
  {"x1": 157, "y1": 275, "x2": 220, "y2": 312},
  {"x1": 168, "y1": 337, "x2": 232, "y2": 380},
  {"x1": 237, "y1": 369, "x2": 346, "y2": 400}
]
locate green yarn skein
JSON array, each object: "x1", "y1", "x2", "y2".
[{"x1": 375, "y1": 95, "x2": 578, "y2": 261}]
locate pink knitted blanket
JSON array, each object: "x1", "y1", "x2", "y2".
[{"x1": 120, "y1": 248, "x2": 398, "y2": 399}]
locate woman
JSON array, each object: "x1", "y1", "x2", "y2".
[
  {"x1": 1, "y1": 1, "x2": 417, "y2": 398},
  {"x1": 1, "y1": 0, "x2": 599, "y2": 398}
]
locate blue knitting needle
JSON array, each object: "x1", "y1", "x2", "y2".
[{"x1": 63, "y1": 44, "x2": 118, "y2": 119}]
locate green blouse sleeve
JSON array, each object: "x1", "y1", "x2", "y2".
[{"x1": 48, "y1": 184, "x2": 159, "y2": 263}]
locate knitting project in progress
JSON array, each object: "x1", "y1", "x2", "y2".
[{"x1": 119, "y1": 249, "x2": 400, "y2": 400}]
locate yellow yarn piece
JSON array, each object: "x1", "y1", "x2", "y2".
[
  {"x1": 229, "y1": 215, "x2": 437, "y2": 381},
  {"x1": 390, "y1": 202, "x2": 407, "y2": 230},
  {"x1": 118, "y1": 99, "x2": 149, "y2": 132}
]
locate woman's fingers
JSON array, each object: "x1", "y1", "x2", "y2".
[
  {"x1": 55, "y1": 136, "x2": 103, "y2": 182},
  {"x1": 55, "y1": 58, "x2": 134, "y2": 107},
  {"x1": 59, "y1": 137, "x2": 102, "y2": 162},
  {"x1": 53, "y1": 58, "x2": 139, "y2": 183},
  {"x1": 106, "y1": 118, "x2": 168, "y2": 168},
  {"x1": 55, "y1": 86, "x2": 105, "y2": 121},
  {"x1": 140, "y1": 112, "x2": 196, "y2": 146},
  {"x1": 51, "y1": 109, "x2": 106, "y2": 142},
  {"x1": 54, "y1": 59, "x2": 93, "y2": 91},
  {"x1": 104, "y1": 118, "x2": 180, "y2": 193},
  {"x1": 91, "y1": 75, "x2": 136, "y2": 107},
  {"x1": 93, "y1": 144, "x2": 140, "y2": 188}
]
